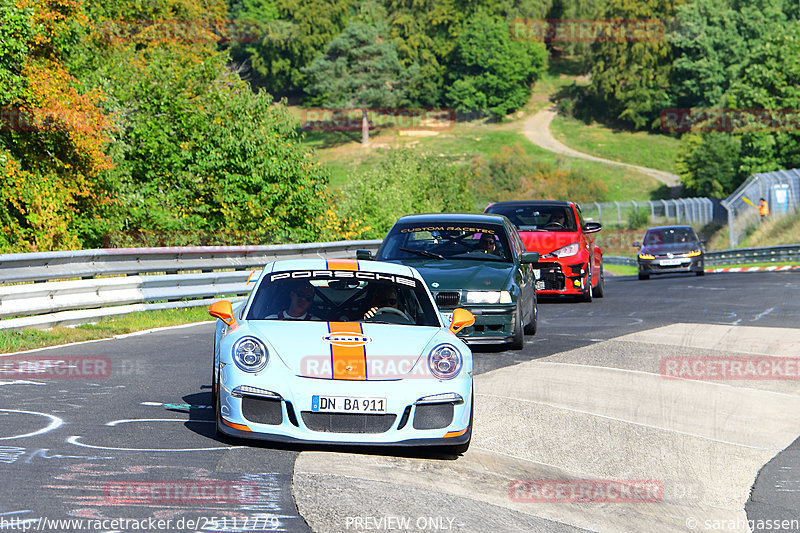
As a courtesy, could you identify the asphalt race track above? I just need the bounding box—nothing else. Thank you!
[1,271,799,533]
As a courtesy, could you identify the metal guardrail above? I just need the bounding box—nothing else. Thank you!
[1,241,796,330]
[0,241,382,284]
[705,244,800,266]
[0,240,382,330]
[606,244,800,268]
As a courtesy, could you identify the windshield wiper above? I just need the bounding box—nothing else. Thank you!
[399,247,445,260]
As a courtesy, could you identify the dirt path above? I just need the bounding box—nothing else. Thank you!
[522,106,680,187]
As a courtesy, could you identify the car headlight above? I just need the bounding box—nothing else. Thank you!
[232,336,269,373]
[465,290,512,304]
[428,343,462,380]
[686,249,702,257]
[639,253,655,260]
[552,243,580,257]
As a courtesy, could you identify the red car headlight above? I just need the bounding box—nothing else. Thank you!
[551,243,580,258]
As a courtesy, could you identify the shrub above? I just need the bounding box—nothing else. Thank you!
[334,150,474,239]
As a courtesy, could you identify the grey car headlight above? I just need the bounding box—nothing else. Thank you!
[428,343,463,379]
[232,336,269,373]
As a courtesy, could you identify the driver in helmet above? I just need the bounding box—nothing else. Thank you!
[363,286,402,320]
[547,211,566,226]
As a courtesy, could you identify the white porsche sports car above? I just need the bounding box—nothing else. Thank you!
[209,258,475,453]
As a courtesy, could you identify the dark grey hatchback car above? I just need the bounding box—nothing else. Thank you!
[634,225,705,280]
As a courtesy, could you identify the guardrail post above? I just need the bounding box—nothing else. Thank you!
[648,200,655,221]
[725,203,736,248]
[661,199,669,220]
[594,202,602,223]
[614,201,622,225]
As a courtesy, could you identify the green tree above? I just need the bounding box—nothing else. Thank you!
[445,11,546,119]
[304,22,415,145]
[334,149,473,239]
[587,0,685,129]
[71,0,335,246]
[676,133,742,197]
[669,0,788,109]
[236,0,354,96]
[0,0,113,252]
[727,17,800,176]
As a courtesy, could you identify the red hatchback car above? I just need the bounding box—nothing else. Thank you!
[484,201,604,301]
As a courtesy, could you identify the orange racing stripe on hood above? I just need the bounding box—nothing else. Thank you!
[326,259,359,271]
[328,322,367,380]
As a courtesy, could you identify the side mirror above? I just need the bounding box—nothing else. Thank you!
[520,251,540,264]
[449,308,475,334]
[583,222,602,234]
[632,241,641,248]
[356,249,373,261]
[209,300,237,328]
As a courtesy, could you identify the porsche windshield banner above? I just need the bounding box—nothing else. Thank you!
[269,270,417,287]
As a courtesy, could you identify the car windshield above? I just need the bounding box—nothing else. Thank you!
[485,205,577,231]
[246,270,441,326]
[644,228,697,245]
[377,223,513,262]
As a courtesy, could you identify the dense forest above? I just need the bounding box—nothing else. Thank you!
[1,0,798,252]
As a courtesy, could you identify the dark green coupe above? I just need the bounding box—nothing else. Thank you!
[359,214,539,350]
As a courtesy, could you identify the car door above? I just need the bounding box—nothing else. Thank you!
[575,204,600,280]
[506,221,535,323]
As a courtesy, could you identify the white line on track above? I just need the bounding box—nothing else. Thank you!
[0,409,63,440]
[66,435,242,452]
[751,307,776,321]
[105,418,213,426]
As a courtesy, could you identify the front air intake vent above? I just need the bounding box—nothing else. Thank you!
[435,291,460,308]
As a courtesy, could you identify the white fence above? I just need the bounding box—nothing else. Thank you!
[722,169,800,247]
[580,198,716,226]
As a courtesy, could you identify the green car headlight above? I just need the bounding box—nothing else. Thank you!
[465,291,511,304]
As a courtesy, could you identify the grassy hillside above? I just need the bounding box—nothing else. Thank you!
[300,121,664,202]
[296,58,670,205]
[550,115,681,174]
[738,213,800,248]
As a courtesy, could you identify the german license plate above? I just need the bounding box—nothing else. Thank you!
[660,258,684,266]
[311,395,386,414]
